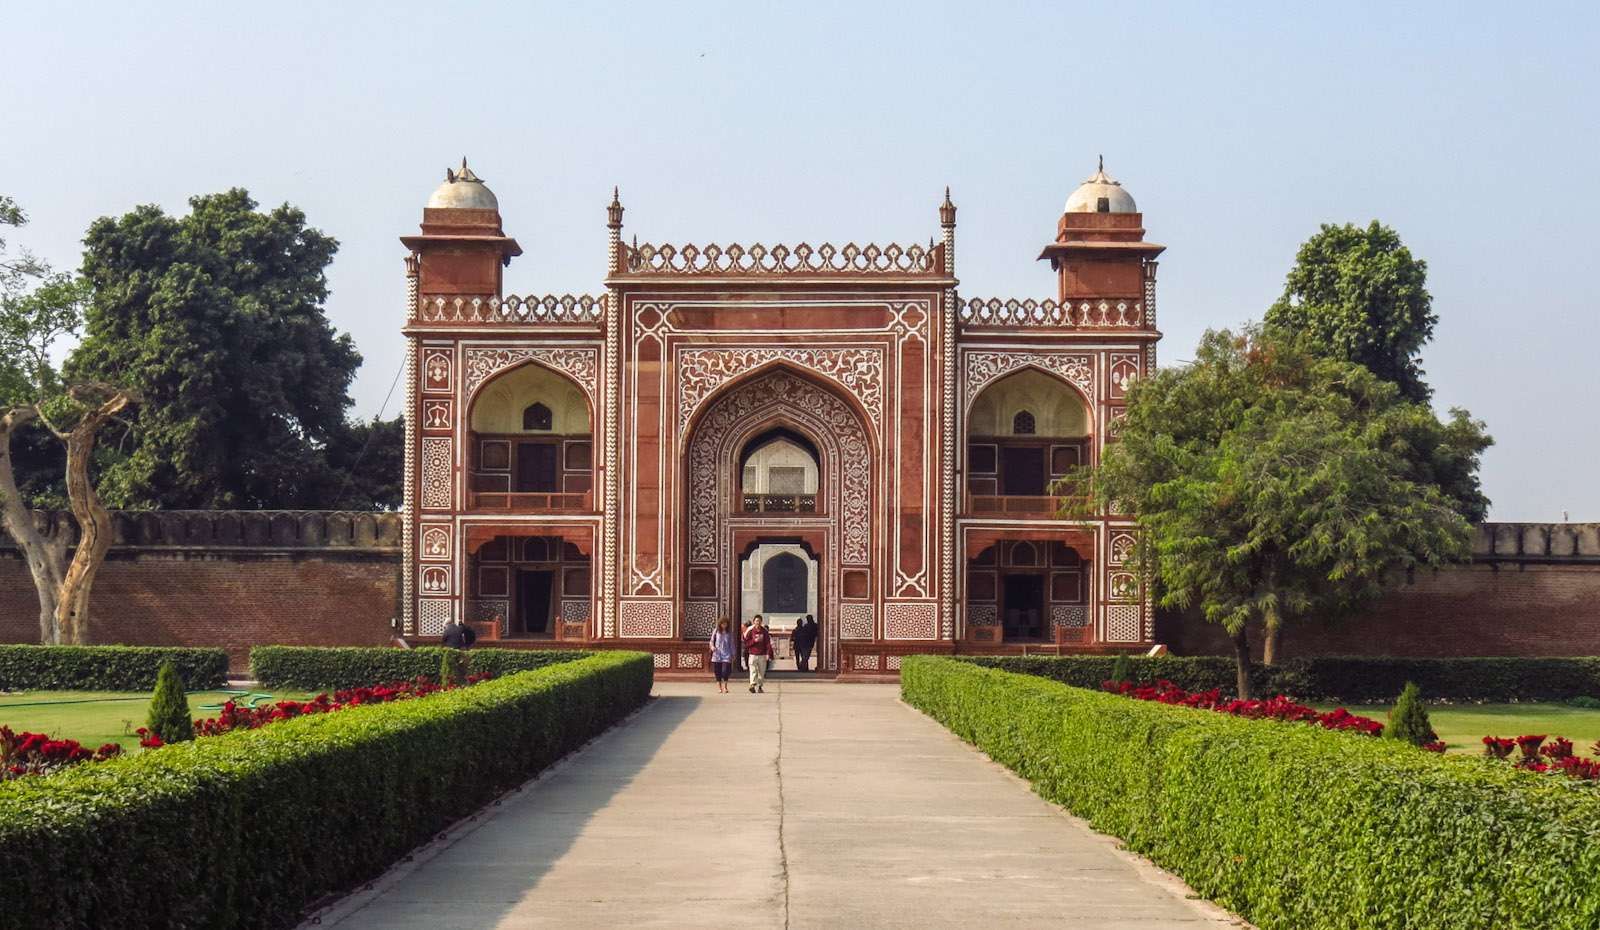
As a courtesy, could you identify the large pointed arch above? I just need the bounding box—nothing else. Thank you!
[681,367,875,672]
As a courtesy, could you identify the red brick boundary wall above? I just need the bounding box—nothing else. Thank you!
[5,516,1598,670]
[1156,523,1600,659]
[0,512,402,673]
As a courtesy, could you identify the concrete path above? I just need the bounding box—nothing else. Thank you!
[308,680,1246,930]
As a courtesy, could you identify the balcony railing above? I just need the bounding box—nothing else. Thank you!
[966,495,1070,516]
[742,494,818,514]
[469,492,593,512]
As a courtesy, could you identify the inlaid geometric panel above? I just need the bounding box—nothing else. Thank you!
[883,603,937,640]
[886,655,902,671]
[853,654,880,670]
[1106,605,1142,643]
[677,653,704,669]
[653,653,672,668]
[967,604,999,627]
[560,600,591,627]
[1109,353,1142,399]
[469,599,509,633]
[840,603,875,639]
[422,399,452,431]
[420,438,452,510]
[1052,605,1088,628]
[1109,572,1139,600]
[423,349,453,393]
[419,565,450,596]
[420,524,451,560]
[620,601,674,638]
[683,601,718,638]
[418,599,452,635]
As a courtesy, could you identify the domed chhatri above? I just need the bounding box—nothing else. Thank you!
[1064,156,1137,214]
[427,158,500,211]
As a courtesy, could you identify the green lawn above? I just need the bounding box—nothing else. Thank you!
[1322,702,1600,755]
[0,689,318,751]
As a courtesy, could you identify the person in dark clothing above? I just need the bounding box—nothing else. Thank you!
[792,615,818,671]
[440,618,475,649]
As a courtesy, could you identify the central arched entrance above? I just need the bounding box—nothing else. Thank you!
[681,368,874,672]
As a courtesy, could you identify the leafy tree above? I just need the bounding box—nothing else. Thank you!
[1386,680,1436,747]
[320,415,404,510]
[70,189,369,510]
[1266,221,1435,403]
[1068,327,1486,698]
[1267,221,1489,520]
[1,196,141,645]
[145,661,193,743]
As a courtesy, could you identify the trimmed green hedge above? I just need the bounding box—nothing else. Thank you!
[249,645,584,690]
[961,654,1600,703]
[0,645,229,690]
[903,657,1600,930]
[0,651,652,930]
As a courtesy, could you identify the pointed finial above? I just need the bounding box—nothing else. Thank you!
[607,187,624,230]
[1098,154,1104,172]
[939,186,956,228]
[449,157,483,184]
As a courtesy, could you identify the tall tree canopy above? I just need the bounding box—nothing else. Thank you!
[69,189,389,509]
[1266,221,1435,402]
[1070,327,1490,696]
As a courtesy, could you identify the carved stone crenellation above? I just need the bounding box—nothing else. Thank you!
[625,241,941,276]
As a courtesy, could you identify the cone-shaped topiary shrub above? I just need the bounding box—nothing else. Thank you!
[1386,680,1436,747]
[440,649,469,688]
[146,661,193,743]
[1109,650,1132,687]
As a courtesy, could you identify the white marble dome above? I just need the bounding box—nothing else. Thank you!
[427,159,499,211]
[1064,162,1136,214]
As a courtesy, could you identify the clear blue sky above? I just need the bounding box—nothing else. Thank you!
[4,2,1596,521]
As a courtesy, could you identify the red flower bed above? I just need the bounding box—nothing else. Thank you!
[5,672,493,771]
[1481,733,1600,782]
[191,673,493,738]
[1102,679,1389,738]
[1,726,122,780]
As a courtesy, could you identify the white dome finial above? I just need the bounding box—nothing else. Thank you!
[428,157,498,210]
[1064,158,1136,214]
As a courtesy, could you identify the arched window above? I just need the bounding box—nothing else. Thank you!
[1012,410,1036,435]
[763,553,808,613]
[523,402,552,431]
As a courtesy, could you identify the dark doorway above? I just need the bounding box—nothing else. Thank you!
[518,570,554,635]
[763,553,808,613]
[1002,574,1045,639]
[515,442,559,492]
[1001,447,1046,495]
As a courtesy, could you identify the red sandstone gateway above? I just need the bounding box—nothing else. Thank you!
[399,159,1162,673]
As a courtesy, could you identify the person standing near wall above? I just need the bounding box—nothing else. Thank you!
[743,614,772,693]
[708,617,735,693]
[440,617,474,649]
[793,615,817,672]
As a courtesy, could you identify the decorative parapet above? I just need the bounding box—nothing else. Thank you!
[958,297,1146,329]
[1472,523,1600,562]
[620,241,943,276]
[418,294,607,325]
[0,511,403,552]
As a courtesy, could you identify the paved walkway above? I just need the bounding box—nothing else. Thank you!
[308,680,1244,929]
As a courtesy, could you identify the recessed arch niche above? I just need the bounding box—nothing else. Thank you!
[468,363,593,505]
[967,368,1090,499]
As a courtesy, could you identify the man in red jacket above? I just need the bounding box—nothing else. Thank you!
[742,614,772,693]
